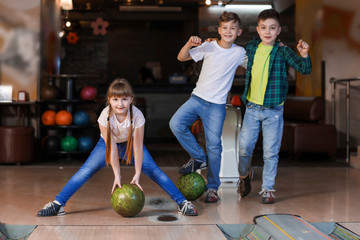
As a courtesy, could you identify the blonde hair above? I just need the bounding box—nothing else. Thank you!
[105,78,134,166]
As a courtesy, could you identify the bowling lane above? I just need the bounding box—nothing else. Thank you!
[0,166,221,226]
[28,225,227,240]
[2,165,360,236]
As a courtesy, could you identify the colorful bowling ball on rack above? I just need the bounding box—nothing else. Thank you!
[86,110,98,125]
[111,184,145,217]
[73,111,90,126]
[55,110,73,125]
[80,86,98,100]
[41,86,58,100]
[78,136,94,151]
[61,136,78,151]
[44,135,61,151]
[41,110,56,126]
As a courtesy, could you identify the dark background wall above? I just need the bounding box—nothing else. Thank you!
[44,4,296,142]
[61,7,198,86]
[59,5,295,86]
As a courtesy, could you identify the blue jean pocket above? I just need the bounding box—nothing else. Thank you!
[246,102,254,109]
[271,105,284,111]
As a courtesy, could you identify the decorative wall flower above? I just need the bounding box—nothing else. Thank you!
[67,32,79,44]
[91,17,109,36]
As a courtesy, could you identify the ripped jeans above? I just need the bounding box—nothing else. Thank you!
[237,102,284,191]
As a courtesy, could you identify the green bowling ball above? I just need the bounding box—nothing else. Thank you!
[61,136,78,151]
[177,172,206,201]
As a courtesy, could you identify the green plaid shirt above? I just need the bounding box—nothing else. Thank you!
[242,38,312,107]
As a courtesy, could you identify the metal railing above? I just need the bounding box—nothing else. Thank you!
[330,76,360,164]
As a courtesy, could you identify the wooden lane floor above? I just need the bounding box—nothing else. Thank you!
[1,165,360,239]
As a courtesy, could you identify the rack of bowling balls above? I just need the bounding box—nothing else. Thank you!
[40,75,100,157]
[41,109,98,153]
[41,84,99,102]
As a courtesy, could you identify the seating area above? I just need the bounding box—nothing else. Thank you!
[194,96,338,162]
[281,96,337,159]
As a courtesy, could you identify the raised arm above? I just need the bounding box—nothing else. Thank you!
[177,36,202,62]
[284,39,312,75]
[297,39,309,58]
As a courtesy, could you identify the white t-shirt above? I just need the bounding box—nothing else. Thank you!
[97,105,145,143]
[189,41,247,104]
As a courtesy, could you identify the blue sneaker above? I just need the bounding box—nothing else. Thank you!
[37,201,65,217]
[178,200,198,216]
[179,158,207,174]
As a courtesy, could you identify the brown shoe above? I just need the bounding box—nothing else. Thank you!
[237,170,253,197]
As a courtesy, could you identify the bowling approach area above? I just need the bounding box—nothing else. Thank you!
[2,152,360,240]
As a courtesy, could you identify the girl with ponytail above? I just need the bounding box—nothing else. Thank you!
[37,78,198,217]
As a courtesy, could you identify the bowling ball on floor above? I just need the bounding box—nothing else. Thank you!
[177,172,206,201]
[78,136,94,151]
[55,110,72,125]
[111,184,145,217]
[80,86,97,100]
[61,136,78,151]
[44,135,61,151]
[41,110,56,126]
[73,110,90,126]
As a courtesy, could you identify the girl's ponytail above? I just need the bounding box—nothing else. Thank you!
[124,103,134,165]
[105,106,112,165]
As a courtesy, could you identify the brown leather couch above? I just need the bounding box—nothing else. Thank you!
[281,96,337,159]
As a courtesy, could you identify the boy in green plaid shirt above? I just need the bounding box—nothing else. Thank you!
[237,9,312,204]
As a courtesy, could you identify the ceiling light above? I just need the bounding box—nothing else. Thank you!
[119,6,182,12]
[224,4,272,10]
[218,0,223,6]
[205,0,211,6]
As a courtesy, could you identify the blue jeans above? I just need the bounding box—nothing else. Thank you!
[169,94,226,190]
[55,137,186,206]
[237,102,284,191]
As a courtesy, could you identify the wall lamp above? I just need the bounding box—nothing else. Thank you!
[60,0,73,10]
[60,0,73,19]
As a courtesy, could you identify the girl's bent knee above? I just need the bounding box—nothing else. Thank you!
[169,118,176,131]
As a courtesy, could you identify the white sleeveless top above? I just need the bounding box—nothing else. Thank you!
[97,105,145,143]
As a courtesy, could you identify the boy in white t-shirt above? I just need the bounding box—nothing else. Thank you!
[170,11,247,203]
